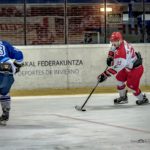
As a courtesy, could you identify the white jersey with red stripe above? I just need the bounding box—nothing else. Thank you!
[107,40,137,75]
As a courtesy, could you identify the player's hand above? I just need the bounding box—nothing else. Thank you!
[106,57,114,66]
[14,61,24,73]
[97,73,107,83]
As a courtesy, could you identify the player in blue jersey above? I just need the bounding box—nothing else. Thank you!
[0,40,24,125]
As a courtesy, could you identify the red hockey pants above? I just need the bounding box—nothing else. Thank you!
[116,65,144,96]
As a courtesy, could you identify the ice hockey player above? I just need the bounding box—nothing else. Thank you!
[0,40,24,125]
[97,31,149,105]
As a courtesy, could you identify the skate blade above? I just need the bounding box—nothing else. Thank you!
[114,101,128,105]
[136,102,150,105]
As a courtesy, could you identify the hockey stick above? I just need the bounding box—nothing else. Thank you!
[75,81,99,111]
[75,66,108,111]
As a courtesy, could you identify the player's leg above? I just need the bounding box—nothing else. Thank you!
[127,65,149,105]
[0,74,14,125]
[135,92,149,105]
[114,69,128,104]
[0,95,11,125]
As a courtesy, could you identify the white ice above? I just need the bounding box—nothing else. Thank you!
[0,93,150,150]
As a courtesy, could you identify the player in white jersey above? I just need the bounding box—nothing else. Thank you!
[98,32,149,105]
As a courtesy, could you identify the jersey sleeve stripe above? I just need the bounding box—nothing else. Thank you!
[0,57,9,62]
[107,68,117,75]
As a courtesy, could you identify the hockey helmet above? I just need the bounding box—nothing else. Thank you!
[110,32,123,42]
[110,32,123,48]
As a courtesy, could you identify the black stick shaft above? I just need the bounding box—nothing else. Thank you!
[80,66,108,110]
[80,81,99,109]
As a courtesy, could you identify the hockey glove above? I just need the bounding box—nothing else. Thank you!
[97,70,111,83]
[107,57,114,66]
[14,61,24,73]
[97,73,107,83]
[107,51,114,66]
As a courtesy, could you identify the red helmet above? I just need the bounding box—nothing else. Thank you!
[110,32,123,42]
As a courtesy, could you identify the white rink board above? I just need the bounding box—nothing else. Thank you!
[13,44,150,89]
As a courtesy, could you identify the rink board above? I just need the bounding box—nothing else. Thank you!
[12,44,150,90]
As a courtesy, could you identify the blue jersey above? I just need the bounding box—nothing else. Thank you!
[0,40,24,74]
[0,41,23,63]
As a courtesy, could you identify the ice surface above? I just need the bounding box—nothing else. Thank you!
[0,93,150,150]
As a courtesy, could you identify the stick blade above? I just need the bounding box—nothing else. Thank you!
[75,105,86,111]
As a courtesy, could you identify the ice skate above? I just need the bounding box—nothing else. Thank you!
[136,94,149,105]
[0,112,9,126]
[114,91,128,104]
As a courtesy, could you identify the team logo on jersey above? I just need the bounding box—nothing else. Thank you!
[114,60,122,69]
[114,60,122,68]
[0,44,6,56]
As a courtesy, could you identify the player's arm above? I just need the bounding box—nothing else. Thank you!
[106,45,116,66]
[98,58,127,82]
[4,41,23,62]
[3,41,24,73]
[11,47,24,73]
[109,58,127,75]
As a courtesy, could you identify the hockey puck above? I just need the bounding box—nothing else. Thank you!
[75,105,86,111]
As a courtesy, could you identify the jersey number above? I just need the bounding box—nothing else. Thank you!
[0,44,6,56]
